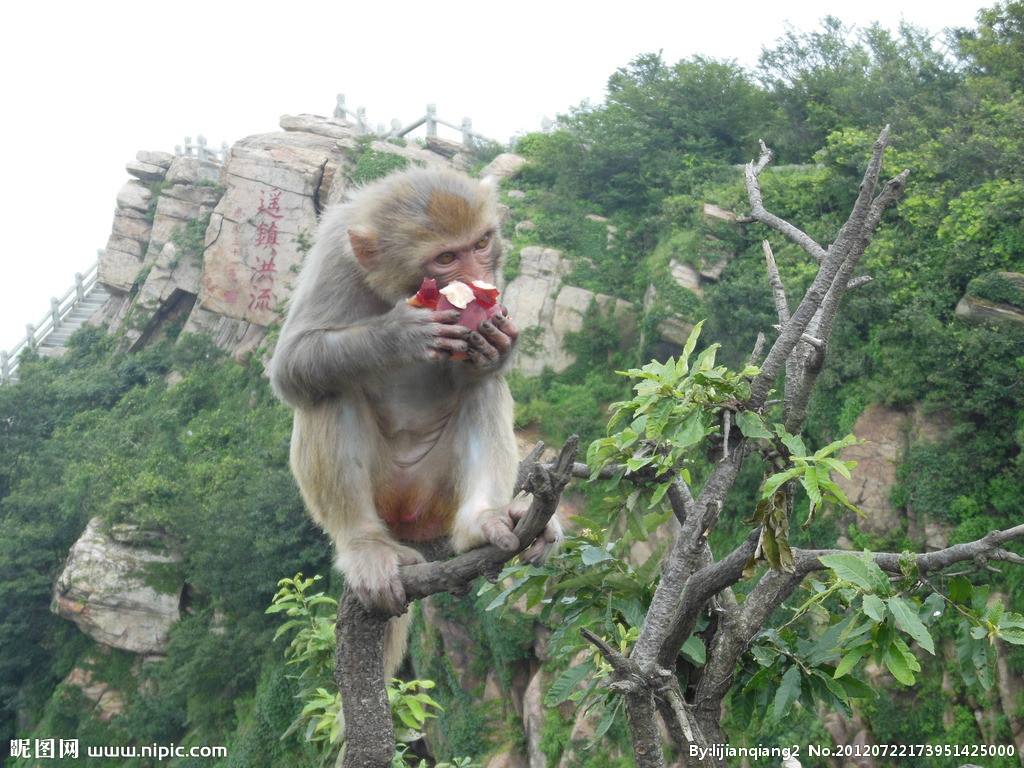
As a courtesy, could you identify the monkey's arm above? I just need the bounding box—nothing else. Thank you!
[271,303,469,407]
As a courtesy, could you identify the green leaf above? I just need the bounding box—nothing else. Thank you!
[735,411,773,439]
[862,594,886,622]
[544,664,591,706]
[594,699,622,740]
[838,676,875,700]
[672,411,707,449]
[819,552,888,593]
[883,644,916,685]
[580,545,613,566]
[774,425,808,457]
[887,597,936,654]
[999,628,1024,645]
[800,469,822,519]
[681,635,706,665]
[762,467,801,498]
[834,647,867,678]
[680,320,704,371]
[773,665,802,720]
[818,457,853,480]
[742,663,778,694]
[648,482,670,508]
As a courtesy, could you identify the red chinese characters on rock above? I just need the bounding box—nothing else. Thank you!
[249,189,283,312]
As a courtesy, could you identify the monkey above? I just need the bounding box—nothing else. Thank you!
[269,166,562,675]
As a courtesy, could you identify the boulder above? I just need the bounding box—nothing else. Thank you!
[115,181,152,213]
[136,150,174,169]
[834,404,910,537]
[955,295,1024,326]
[503,246,635,376]
[522,670,547,768]
[126,160,168,182]
[669,258,702,295]
[52,518,182,654]
[515,220,537,236]
[702,202,738,222]
[482,153,527,181]
[279,113,358,142]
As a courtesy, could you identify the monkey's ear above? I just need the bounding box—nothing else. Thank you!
[348,226,379,270]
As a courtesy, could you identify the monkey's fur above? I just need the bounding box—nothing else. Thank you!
[270,167,560,676]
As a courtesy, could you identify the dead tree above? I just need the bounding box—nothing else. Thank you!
[575,127,1024,767]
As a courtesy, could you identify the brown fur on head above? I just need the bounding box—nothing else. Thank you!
[344,167,502,304]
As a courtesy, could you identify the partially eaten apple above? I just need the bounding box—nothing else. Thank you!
[408,278,502,360]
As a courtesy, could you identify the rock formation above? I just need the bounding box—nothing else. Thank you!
[51,517,183,654]
[502,246,636,376]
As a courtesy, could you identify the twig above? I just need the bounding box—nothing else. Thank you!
[762,240,790,323]
[846,275,873,290]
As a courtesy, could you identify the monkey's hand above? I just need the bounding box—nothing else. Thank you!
[336,538,426,616]
[465,307,519,372]
[385,302,471,363]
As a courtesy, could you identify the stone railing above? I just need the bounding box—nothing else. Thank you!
[333,93,493,148]
[174,134,229,164]
[1,259,102,384]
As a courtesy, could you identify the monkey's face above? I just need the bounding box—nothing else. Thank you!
[422,229,498,289]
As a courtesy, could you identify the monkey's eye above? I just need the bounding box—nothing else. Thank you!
[435,251,457,266]
[474,234,492,250]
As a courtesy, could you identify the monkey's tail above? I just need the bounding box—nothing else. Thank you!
[383,610,413,679]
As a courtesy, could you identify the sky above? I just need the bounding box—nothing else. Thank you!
[0,0,988,353]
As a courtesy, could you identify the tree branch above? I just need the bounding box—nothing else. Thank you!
[746,145,828,264]
[763,239,791,323]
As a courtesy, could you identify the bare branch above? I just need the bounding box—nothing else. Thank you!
[514,440,546,495]
[762,240,791,323]
[667,477,696,526]
[746,155,828,264]
[846,275,873,290]
[749,331,767,366]
[798,523,1024,577]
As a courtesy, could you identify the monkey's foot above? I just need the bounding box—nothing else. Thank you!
[479,510,521,552]
[336,539,425,616]
[510,505,564,564]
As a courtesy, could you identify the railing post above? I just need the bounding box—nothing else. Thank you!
[183,136,193,157]
[356,107,368,134]
[390,118,401,137]
[75,272,85,301]
[197,134,208,163]
[461,117,473,147]
[426,104,437,138]
[1,351,9,384]
[51,298,61,331]
[25,324,36,351]
[335,93,346,120]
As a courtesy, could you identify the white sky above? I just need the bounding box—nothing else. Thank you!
[0,0,986,352]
